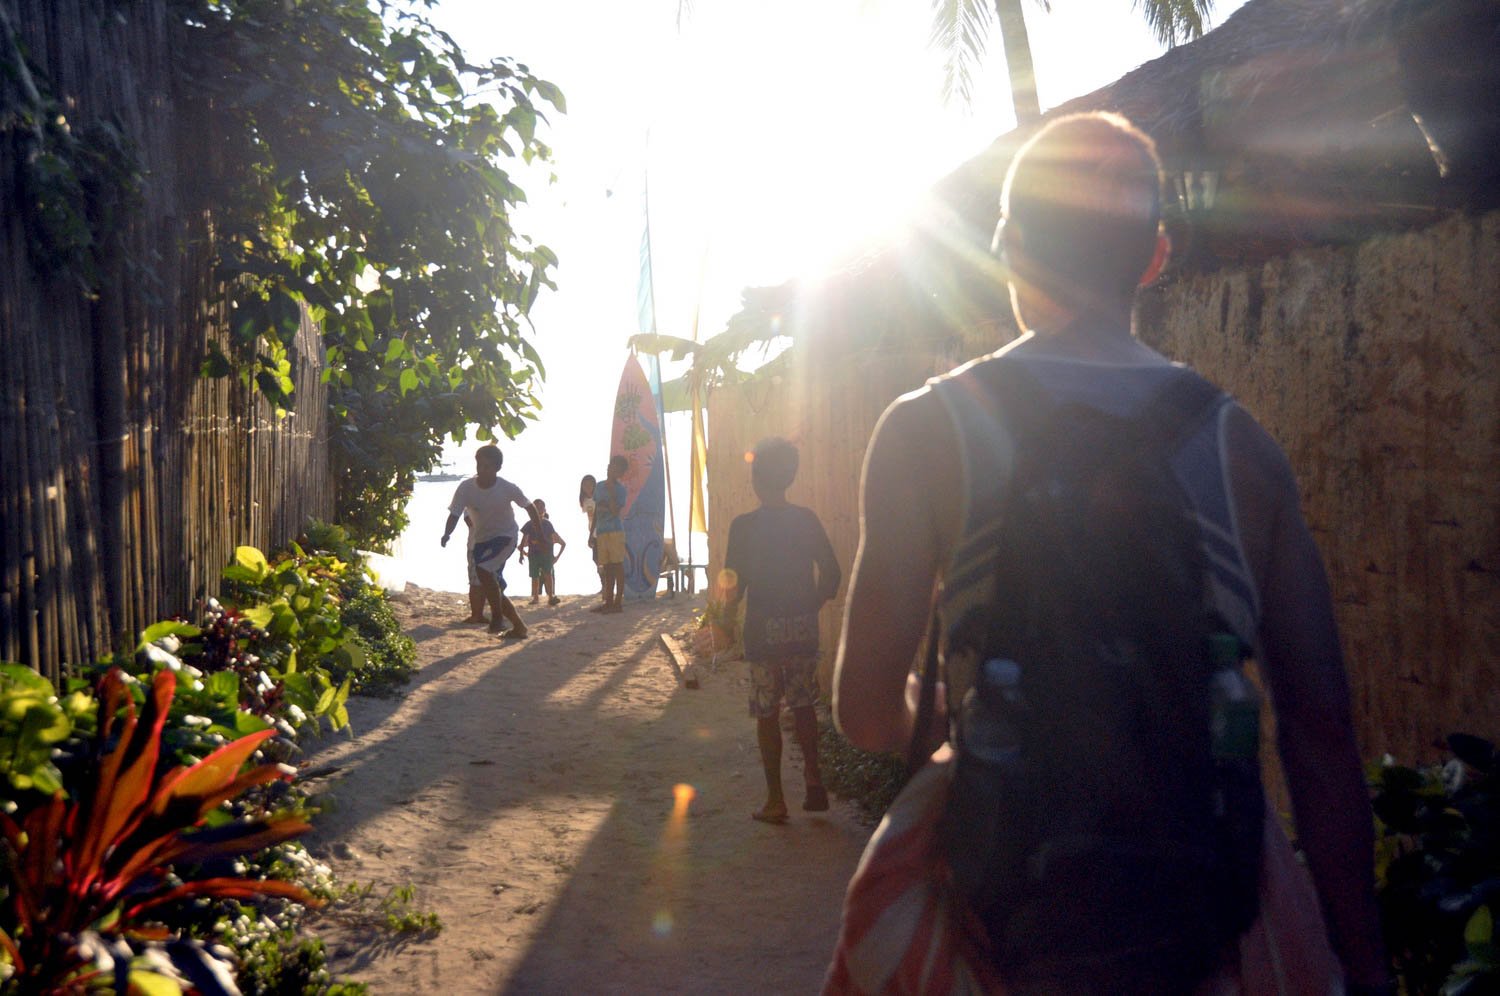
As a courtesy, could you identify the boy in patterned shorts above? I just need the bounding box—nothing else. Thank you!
[723,437,842,824]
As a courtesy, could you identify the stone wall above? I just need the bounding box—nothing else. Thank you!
[1144,211,1500,760]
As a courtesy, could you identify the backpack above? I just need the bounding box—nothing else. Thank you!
[927,361,1265,994]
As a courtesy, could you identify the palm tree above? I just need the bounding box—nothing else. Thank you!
[932,0,1216,124]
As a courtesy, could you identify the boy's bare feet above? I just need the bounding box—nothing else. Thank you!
[548,596,561,606]
[500,627,528,640]
[751,802,789,825]
[803,786,829,811]
[458,615,487,625]
[487,621,507,635]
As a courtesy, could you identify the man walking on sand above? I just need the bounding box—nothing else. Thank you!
[442,444,540,639]
[826,113,1393,994]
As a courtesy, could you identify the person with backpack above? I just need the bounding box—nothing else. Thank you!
[825,113,1393,995]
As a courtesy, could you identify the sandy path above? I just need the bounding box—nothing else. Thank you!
[302,586,870,993]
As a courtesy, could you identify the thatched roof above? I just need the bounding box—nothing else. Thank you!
[934,0,1500,268]
[692,0,1499,381]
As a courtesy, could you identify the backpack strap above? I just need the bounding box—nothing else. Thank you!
[1130,367,1228,459]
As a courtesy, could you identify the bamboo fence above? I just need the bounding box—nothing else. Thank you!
[1,0,333,682]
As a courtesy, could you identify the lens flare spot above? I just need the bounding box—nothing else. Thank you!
[672,782,696,820]
[653,911,673,936]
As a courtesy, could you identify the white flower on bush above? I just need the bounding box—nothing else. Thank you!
[256,670,274,693]
[143,643,183,671]
[273,718,296,738]
[181,715,212,729]
[286,704,307,726]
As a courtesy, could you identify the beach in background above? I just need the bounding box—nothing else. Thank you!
[390,413,708,597]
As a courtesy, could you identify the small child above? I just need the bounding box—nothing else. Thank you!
[519,499,566,606]
[579,474,601,596]
[723,437,842,824]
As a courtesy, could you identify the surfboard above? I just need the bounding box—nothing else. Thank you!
[610,354,664,600]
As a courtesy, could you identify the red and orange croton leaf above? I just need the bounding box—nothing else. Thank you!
[0,667,320,991]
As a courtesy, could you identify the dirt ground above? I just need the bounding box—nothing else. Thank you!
[301,585,870,994]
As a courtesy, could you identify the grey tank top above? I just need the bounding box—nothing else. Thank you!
[930,351,1262,701]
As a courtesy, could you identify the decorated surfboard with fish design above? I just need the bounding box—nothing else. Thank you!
[610,354,664,599]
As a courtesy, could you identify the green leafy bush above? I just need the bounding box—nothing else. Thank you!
[336,582,418,697]
[0,664,94,796]
[818,722,905,824]
[1371,733,1499,995]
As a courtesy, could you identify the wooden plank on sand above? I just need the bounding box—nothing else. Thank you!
[658,633,700,689]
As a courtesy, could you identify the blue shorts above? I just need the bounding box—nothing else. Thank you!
[471,533,517,590]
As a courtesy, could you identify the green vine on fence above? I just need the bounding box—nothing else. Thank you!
[0,6,144,292]
[4,1,565,549]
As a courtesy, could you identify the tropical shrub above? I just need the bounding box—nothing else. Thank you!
[0,664,95,797]
[301,520,362,570]
[0,668,315,993]
[336,581,418,698]
[216,545,357,734]
[817,722,905,824]
[1371,733,1499,995]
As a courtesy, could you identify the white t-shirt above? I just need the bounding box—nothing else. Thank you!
[449,476,529,546]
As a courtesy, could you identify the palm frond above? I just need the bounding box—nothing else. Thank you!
[931,0,995,107]
[1132,0,1215,48]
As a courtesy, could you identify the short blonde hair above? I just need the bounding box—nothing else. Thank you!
[1000,112,1165,301]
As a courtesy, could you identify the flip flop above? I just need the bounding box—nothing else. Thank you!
[803,786,829,812]
[751,806,789,825]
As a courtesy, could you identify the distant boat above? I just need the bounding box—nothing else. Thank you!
[417,472,464,483]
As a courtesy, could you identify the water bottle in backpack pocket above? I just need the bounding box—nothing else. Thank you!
[940,657,1035,907]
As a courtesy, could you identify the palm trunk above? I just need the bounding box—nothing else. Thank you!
[995,0,1041,124]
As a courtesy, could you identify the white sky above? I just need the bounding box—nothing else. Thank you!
[397,0,1245,594]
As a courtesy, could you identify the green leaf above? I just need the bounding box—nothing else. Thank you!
[233,711,273,736]
[241,604,275,630]
[128,967,183,996]
[138,620,202,649]
[234,546,270,576]
[399,368,419,396]
[20,700,71,744]
[384,338,407,362]
[1466,906,1493,949]
[205,670,239,702]
[0,662,56,695]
